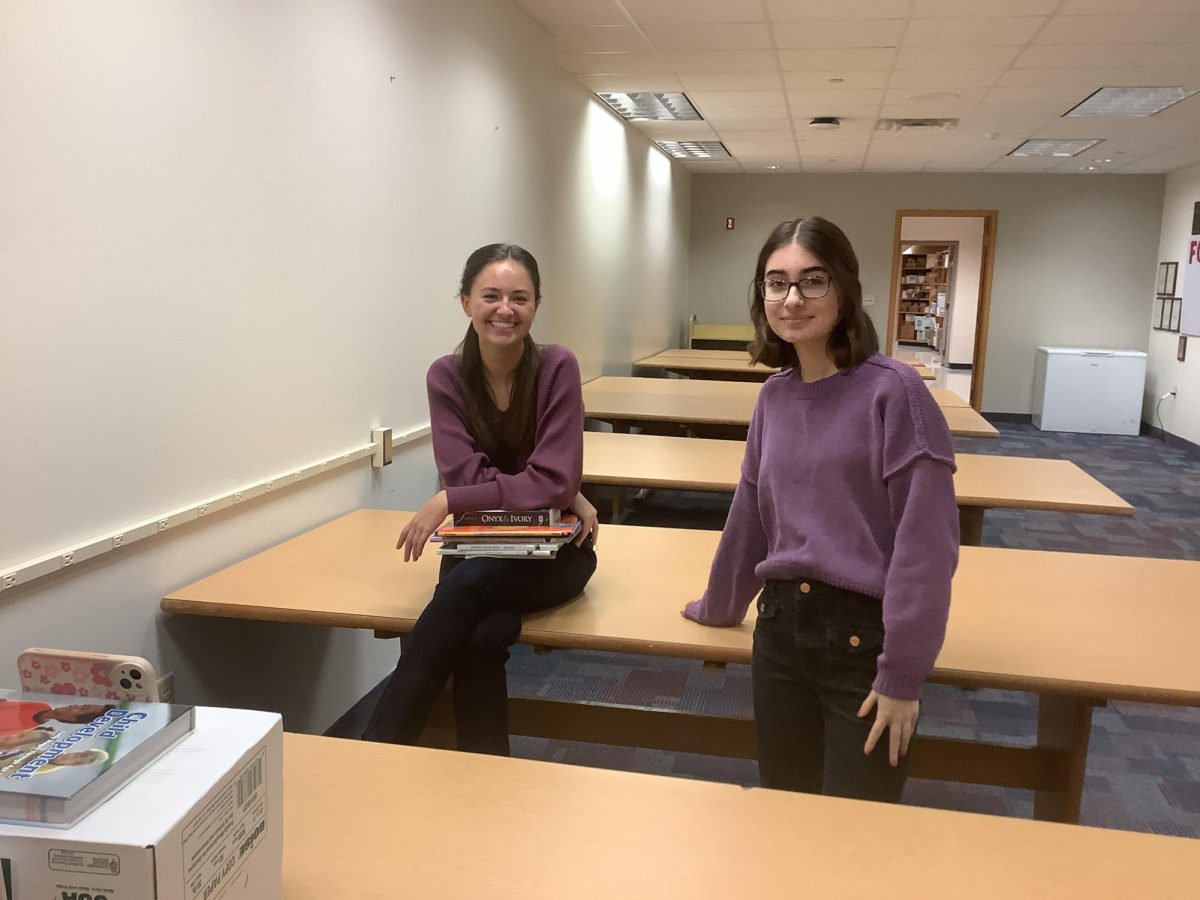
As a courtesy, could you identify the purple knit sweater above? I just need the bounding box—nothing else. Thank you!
[683,354,960,701]
[427,343,584,515]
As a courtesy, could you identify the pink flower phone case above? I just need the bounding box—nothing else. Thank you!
[17,647,159,702]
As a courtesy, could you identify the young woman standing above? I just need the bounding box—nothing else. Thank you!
[683,217,959,801]
[364,243,597,755]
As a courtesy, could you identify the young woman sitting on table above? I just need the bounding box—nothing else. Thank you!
[363,243,598,756]
[683,217,959,802]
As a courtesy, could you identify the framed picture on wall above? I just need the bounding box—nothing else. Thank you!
[1157,261,1178,296]
[1168,296,1183,332]
[1179,335,1188,362]
[1153,295,1167,330]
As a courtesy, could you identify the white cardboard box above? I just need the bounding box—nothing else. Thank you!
[0,706,282,900]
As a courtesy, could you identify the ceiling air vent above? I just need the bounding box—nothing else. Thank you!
[876,118,959,131]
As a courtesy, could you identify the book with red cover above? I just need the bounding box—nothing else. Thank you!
[433,515,580,542]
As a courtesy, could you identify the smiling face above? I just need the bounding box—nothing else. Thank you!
[762,241,840,353]
[460,259,539,351]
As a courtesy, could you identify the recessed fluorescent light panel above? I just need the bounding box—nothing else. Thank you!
[1008,138,1102,158]
[655,140,731,160]
[1065,87,1200,117]
[598,92,702,121]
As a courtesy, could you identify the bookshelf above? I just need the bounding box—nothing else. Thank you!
[896,243,954,352]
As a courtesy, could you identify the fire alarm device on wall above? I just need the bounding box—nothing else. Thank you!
[725,217,735,230]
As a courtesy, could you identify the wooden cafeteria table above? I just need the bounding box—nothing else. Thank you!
[583,376,997,437]
[635,348,936,381]
[283,732,1200,899]
[163,509,1200,824]
[580,431,1133,545]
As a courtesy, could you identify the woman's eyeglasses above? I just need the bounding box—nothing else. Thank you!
[758,274,832,303]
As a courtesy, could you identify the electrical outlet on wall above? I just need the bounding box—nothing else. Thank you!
[863,295,876,307]
[156,671,175,704]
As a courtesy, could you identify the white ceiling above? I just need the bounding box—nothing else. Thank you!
[513,0,1200,174]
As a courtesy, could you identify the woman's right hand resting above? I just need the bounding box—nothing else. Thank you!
[396,491,449,562]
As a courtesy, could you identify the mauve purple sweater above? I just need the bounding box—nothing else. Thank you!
[683,354,960,701]
[427,343,584,515]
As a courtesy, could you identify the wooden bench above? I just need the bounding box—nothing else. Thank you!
[282,732,1200,898]
[583,376,998,437]
[580,431,1133,544]
[162,510,1200,824]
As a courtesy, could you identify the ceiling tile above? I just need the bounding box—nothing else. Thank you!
[1135,44,1200,68]
[896,46,1022,70]
[681,160,746,172]
[680,73,784,91]
[711,118,795,131]
[579,74,684,92]
[690,90,788,108]
[983,86,1096,105]
[773,19,906,49]
[768,0,910,21]
[550,26,651,52]
[783,71,890,89]
[1013,44,1145,68]
[995,67,1141,87]
[1035,15,1200,45]
[622,0,765,25]
[641,23,771,51]
[778,48,897,71]
[883,87,988,104]
[1058,0,1200,13]
[789,104,882,120]
[787,89,886,105]
[885,69,1004,89]
[704,106,791,120]
[660,50,779,72]
[635,121,720,139]
[913,0,1060,16]
[554,51,669,75]
[972,101,1070,116]
[723,139,800,155]
[514,0,629,28]
[793,116,877,132]
[902,16,1045,46]
[718,130,806,142]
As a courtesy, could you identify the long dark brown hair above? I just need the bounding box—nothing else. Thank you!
[456,243,542,464]
[747,217,878,372]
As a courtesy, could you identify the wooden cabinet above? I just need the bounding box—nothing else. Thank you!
[896,243,954,351]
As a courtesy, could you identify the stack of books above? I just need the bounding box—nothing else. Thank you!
[432,509,581,559]
[0,689,195,827]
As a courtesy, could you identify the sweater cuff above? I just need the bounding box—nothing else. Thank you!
[872,666,927,703]
[445,482,502,515]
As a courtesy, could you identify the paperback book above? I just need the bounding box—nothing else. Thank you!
[433,514,581,559]
[452,508,561,527]
[0,689,195,827]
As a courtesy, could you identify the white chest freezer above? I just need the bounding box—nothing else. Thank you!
[1032,347,1147,435]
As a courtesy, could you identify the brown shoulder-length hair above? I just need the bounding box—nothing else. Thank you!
[747,217,878,373]
[455,243,542,463]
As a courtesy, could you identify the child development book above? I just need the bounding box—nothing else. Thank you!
[0,689,195,827]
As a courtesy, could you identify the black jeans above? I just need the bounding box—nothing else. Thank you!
[362,538,596,755]
[752,578,911,802]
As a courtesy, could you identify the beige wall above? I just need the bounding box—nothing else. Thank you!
[0,0,690,731]
[1145,160,1200,445]
[689,174,1164,413]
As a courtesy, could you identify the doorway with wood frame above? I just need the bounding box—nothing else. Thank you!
[886,210,997,411]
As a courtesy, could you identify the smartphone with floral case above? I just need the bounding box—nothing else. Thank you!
[17,647,159,702]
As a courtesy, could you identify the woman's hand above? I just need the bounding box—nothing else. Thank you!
[857,690,919,767]
[569,491,599,548]
[396,491,449,562]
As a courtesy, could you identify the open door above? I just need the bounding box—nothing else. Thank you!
[885,210,998,411]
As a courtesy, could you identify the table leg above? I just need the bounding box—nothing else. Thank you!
[959,507,985,546]
[1033,693,1094,824]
